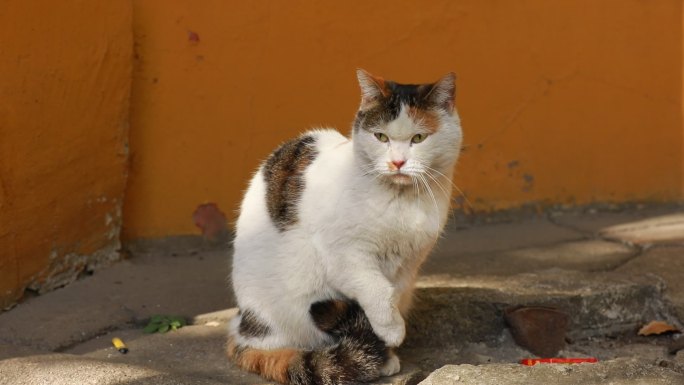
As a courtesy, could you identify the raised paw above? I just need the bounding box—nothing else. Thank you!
[379,351,401,376]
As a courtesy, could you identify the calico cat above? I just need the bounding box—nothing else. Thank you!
[228,69,463,384]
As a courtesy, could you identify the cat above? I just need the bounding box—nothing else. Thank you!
[227,69,463,385]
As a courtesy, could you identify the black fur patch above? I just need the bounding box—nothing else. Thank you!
[309,299,350,334]
[238,309,271,338]
[286,300,389,385]
[354,81,433,133]
[263,135,318,231]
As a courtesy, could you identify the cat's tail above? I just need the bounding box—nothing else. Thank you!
[227,300,392,385]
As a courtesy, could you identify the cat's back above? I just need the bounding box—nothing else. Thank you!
[235,129,349,241]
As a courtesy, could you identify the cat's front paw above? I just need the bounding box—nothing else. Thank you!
[373,310,406,347]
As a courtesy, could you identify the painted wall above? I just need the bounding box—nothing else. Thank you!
[123,0,683,240]
[0,1,132,308]
[0,1,682,307]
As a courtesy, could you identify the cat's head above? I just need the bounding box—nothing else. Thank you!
[352,69,462,186]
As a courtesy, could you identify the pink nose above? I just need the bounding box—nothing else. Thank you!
[392,160,406,170]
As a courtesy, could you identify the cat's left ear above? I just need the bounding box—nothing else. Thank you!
[356,69,389,109]
[426,73,456,112]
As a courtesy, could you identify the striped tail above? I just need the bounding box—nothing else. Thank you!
[227,300,391,385]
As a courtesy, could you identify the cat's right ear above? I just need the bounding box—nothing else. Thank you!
[425,72,456,112]
[356,69,388,109]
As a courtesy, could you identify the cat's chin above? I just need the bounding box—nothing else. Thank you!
[389,173,413,186]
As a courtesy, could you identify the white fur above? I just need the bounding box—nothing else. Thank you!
[230,105,462,352]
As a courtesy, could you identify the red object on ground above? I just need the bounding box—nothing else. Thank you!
[520,358,598,366]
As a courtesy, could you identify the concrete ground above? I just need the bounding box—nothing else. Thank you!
[1,205,684,384]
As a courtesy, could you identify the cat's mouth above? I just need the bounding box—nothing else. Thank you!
[389,173,413,185]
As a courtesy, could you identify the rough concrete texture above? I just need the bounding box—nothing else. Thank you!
[2,207,684,384]
[617,246,684,321]
[0,353,230,385]
[0,248,233,351]
[418,359,684,385]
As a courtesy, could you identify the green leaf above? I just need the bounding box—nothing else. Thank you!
[143,315,187,333]
[143,323,160,334]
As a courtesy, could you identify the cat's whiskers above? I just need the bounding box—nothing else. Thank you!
[417,165,451,201]
[423,164,473,211]
[410,160,451,201]
[424,172,452,200]
[416,173,439,217]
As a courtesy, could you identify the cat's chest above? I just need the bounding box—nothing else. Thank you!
[361,195,441,262]
[370,191,440,233]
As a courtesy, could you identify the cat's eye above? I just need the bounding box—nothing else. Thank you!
[411,133,428,144]
[374,133,389,143]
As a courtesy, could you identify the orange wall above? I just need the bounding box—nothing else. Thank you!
[0,1,132,308]
[124,1,683,239]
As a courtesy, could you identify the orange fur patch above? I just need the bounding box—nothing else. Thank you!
[230,342,298,385]
[407,107,440,133]
[332,299,348,313]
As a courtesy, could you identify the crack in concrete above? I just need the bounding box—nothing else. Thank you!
[52,323,136,353]
[545,212,646,272]
[545,212,593,238]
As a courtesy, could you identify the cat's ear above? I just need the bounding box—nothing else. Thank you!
[356,69,389,109]
[426,72,456,112]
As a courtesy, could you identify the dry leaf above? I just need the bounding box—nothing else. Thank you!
[638,321,680,336]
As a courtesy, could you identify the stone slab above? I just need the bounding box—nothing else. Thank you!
[418,358,684,385]
[406,271,676,348]
[422,239,635,276]
[600,213,684,245]
[435,218,582,256]
[549,206,680,235]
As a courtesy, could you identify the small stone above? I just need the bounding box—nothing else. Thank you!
[504,306,569,357]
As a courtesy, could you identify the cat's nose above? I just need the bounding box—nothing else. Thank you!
[391,160,406,170]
